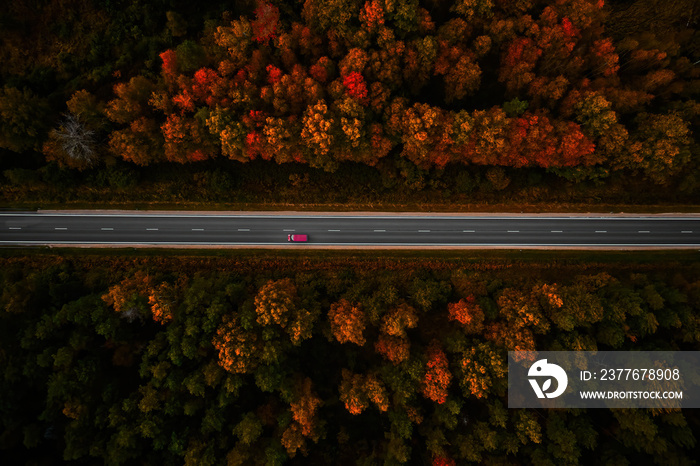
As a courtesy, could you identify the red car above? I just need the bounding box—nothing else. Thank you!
[287,234,308,242]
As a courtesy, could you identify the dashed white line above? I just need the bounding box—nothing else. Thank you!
[192,228,204,231]
[418,230,430,233]
[595,230,607,233]
[463,230,475,233]
[238,228,250,232]
[507,230,520,233]
[147,228,158,231]
[283,229,295,232]
[55,227,67,230]
[374,229,386,232]
[638,230,650,233]
[101,228,113,231]
[328,229,340,232]
[682,231,693,234]
[8,227,21,230]
[551,230,563,233]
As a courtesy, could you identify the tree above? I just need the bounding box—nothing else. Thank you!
[282,377,322,457]
[175,40,207,74]
[572,92,619,152]
[309,56,335,83]
[499,37,542,94]
[252,2,280,44]
[161,113,215,163]
[212,315,261,374]
[360,0,385,32]
[447,297,485,333]
[434,42,481,103]
[255,278,297,328]
[375,334,411,364]
[262,116,304,165]
[206,108,247,162]
[342,71,369,103]
[43,113,97,169]
[328,299,366,345]
[101,271,154,322]
[213,18,253,68]
[105,76,156,125]
[631,112,692,184]
[338,369,389,414]
[0,86,51,153]
[301,100,335,161]
[464,107,510,165]
[456,342,507,399]
[66,90,107,131]
[148,282,178,325]
[380,303,418,338]
[108,117,163,166]
[403,36,438,95]
[366,41,405,92]
[589,38,619,78]
[160,49,179,82]
[396,102,451,168]
[422,341,452,404]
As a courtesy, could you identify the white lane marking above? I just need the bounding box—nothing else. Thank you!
[55,227,67,230]
[507,230,520,233]
[238,228,250,231]
[8,227,21,230]
[418,230,430,232]
[192,228,204,231]
[101,228,113,231]
[283,229,295,232]
[147,228,158,231]
[463,230,475,232]
[551,230,563,233]
[328,229,340,232]
[374,229,386,232]
[638,230,650,233]
[682,231,693,233]
[595,230,607,233]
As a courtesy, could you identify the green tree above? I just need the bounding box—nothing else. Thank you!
[0,86,51,152]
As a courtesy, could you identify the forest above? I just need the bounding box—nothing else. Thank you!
[0,0,699,207]
[1,1,700,463]
[1,251,699,464]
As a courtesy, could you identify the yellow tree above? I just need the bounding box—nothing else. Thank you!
[211,315,261,374]
[339,369,389,415]
[632,112,692,184]
[254,278,297,328]
[301,100,334,160]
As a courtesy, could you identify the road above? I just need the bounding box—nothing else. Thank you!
[1,211,699,248]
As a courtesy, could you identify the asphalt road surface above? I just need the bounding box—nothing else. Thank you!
[1,212,699,248]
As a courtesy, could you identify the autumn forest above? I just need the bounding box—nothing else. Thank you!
[0,0,699,206]
[2,253,700,464]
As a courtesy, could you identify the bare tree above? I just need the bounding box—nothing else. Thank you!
[51,113,97,166]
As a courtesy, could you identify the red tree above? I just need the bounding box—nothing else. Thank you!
[422,341,452,404]
[252,1,280,43]
[447,297,485,333]
[160,50,178,78]
[343,72,369,103]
